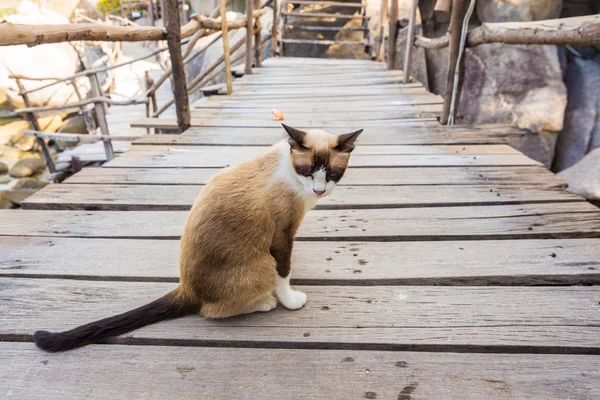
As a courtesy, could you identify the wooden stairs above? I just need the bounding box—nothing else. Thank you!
[280,0,370,57]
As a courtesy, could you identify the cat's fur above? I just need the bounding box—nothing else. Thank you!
[34,124,362,352]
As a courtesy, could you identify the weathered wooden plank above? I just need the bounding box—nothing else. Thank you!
[131,117,439,129]
[64,166,567,187]
[2,278,600,349]
[134,126,524,145]
[2,343,599,399]
[232,76,407,87]
[194,93,443,107]
[2,202,600,240]
[2,236,600,285]
[190,106,443,121]
[104,145,537,168]
[194,102,443,112]
[129,144,522,155]
[21,183,581,211]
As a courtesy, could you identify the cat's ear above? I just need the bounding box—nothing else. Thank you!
[282,124,307,150]
[335,129,363,153]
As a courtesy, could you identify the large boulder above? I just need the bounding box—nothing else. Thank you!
[0,2,82,109]
[553,55,600,172]
[458,44,566,167]
[557,148,600,201]
[9,157,46,178]
[477,0,563,22]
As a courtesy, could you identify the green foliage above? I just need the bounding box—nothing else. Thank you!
[96,0,121,13]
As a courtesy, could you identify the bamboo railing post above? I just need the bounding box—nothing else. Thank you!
[148,0,155,25]
[15,78,55,173]
[164,0,191,132]
[245,0,254,74]
[271,0,278,56]
[88,72,114,160]
[220,0,233,94]
[144,71,152,133]
[254,0,262,67]
[376,0,388,61]
[440,0,470,125]
[403,0,418,83]
[70,78,95,134]
[388,0,399,69]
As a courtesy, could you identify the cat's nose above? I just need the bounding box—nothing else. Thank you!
[313,189,325,196]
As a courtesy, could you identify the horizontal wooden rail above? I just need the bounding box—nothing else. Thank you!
[3,96,147,118]
[0,11,262,48]
[415,14,600,49]
[24,130,139,143]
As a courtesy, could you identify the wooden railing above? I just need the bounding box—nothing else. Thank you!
[384,1,600,125]
[1,0,278,170]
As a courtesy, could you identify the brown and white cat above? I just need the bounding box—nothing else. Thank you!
[34,124,362,352]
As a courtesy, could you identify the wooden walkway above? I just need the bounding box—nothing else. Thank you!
[2,57,600,399]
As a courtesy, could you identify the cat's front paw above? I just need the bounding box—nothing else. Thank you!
[279,290,307,310]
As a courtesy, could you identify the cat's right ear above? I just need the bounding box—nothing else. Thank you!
[282,124,307,150]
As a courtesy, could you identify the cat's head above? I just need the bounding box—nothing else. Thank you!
[282,124,362,198]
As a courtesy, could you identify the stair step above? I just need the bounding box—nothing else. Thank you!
[281,38,368,45]
[282,11,364,19]
[285,24,369,32]
[285,0,364,7]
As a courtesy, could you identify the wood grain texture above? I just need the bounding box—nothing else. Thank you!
[135,126,525,146]
[2,237,600,285]
[64,166,566,187]
[104,145,538,168]
[2,278,600,349]
[2,203,600,240]
[130,116,439,129]
[21,184,581,211]
[189,106,443,121]
[2,343,599,399]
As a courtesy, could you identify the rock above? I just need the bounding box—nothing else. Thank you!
[9,157,46,178]
[558,148,600,201]
[0,161,8,174]
[5,175,49,206]
[0,2,83,109]
[456,44,566,166]
[0,190,15,209]
[506,130,558,169]
[55,162,72,172]
[0,120,30,146]
[477,0,563,22]
[0,116,62,150]
[8,177,49,190]
[58,115,89,134]
[0,175,11,184]
[553,55,600,172]
[5,188,41,205]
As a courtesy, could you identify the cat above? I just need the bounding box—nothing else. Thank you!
[34,124,362,352]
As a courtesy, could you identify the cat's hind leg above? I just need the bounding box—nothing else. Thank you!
[239,293,278,315]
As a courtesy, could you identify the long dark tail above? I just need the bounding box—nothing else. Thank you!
[34,287,198,352]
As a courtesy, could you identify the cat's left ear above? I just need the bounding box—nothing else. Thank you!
[335,129,363,153]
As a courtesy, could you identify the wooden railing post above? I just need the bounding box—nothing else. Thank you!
[272,0,278,56]
[254,0,262,67]
[164,0,191,132]
[245,0,254,74]
[88,72,115,160]
[440,0,470,125]
[220,0,233,94]
[15,78,56,173]
[388,0,398,69]
[403,0,418,83]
